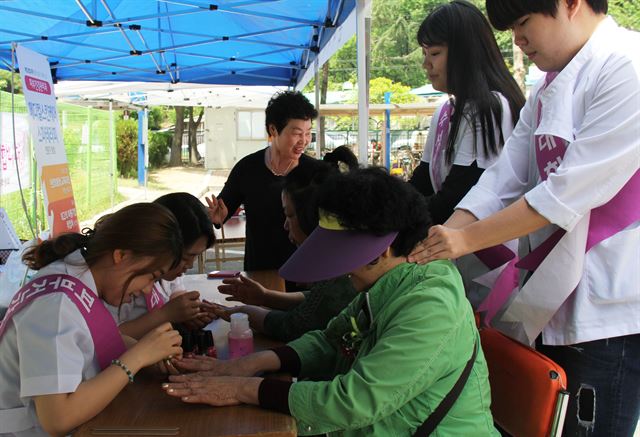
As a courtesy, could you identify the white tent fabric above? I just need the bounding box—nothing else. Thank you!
[55,81,284,108]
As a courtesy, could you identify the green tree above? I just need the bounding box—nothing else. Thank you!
[609,0,640,30]
[0,69,22,94]
[352,77,419,104]
[116,118,138,177]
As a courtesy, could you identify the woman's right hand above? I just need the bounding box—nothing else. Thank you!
[128,323,183,369]
[205,194,228,225]
[218,275,267,305]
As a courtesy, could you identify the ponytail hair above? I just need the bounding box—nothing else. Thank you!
[283,160,339,236]
[323,146,359,172]
[23,203,183,274]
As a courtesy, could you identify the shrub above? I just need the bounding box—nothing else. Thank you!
[116,118,138,177]
[149,131,172,168]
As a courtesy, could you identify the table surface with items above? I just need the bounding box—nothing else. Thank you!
[74,274,296,437]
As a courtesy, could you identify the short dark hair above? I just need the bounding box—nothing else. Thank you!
[487,0,608,31]
[417,1,525,164]
[154,192,215,249]
[316,167,432,257]
[265,90,318,135]
[283,160,338,236]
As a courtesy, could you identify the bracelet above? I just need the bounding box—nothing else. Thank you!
[111,359,134,384]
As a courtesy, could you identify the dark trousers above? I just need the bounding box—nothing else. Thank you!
[536,334,640,437]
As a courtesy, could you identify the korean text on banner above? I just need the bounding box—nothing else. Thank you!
[15,45,79,236]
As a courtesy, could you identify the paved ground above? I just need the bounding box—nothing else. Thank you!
[91,165,242,274]
[82,166,229,227]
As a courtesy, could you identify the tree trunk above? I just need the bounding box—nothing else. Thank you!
[318,62,329,153]
[188,107,204,165]
[169,106,185,166]
[512,36,526,93]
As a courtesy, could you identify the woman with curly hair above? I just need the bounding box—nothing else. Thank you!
[163,168,498,436]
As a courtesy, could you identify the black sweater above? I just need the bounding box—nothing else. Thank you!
[219,149,315,270]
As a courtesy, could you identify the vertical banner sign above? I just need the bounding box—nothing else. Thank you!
[16,45,79,236]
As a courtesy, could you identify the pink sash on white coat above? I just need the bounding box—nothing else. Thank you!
[430,100,453,193]
[497,73,640,344]
[432,99,519,323]
[0,274,126,370]
[144,283,166,312]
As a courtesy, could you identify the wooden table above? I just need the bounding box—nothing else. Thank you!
[182,272,285,295]
[74,282,296,437]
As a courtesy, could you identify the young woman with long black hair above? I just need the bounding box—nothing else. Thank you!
[409,1,526,308]
[409,0,525,224]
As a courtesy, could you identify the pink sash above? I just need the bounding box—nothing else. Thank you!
[0,274,126,370]
[432,99,520,323]
[430,100,453,192]
[144,283,166,312]
[516,72,640,271]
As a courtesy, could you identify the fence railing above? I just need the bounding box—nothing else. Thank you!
[309,129,428,177]
[0,91,117,239]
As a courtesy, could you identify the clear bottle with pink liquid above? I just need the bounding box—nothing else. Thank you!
[228,313,254,359]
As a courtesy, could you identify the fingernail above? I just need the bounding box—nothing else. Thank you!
[162,383,169,388]
[167,389,174,393]
[182,396,189,401]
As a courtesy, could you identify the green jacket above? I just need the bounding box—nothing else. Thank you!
[287,261,498,436]
[263,276,358,342]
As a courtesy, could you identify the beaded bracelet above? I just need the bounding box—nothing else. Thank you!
[111,359,134,384]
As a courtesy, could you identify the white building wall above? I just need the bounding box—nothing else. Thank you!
[204,107,267,170]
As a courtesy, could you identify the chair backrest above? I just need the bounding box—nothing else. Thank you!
[480,328,569,437]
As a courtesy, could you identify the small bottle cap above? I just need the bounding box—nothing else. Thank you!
[230,312,250,332]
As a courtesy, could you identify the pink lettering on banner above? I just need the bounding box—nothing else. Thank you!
[24,75,51,95]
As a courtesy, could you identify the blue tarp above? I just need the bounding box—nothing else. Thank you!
[0,0,355,87]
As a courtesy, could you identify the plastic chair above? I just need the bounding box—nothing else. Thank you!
[480,327,569,437]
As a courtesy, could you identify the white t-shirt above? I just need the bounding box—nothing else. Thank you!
[0,250,100,436]
[422,92,514,191]
[458,17,640,345]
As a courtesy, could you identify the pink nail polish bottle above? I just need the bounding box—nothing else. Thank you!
[228,313,253,359]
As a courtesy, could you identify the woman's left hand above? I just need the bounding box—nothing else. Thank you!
[205,194,228,225]
[162,374,261,406]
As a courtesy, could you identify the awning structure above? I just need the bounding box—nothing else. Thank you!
[0,0,357,89]
[54,80,285,108]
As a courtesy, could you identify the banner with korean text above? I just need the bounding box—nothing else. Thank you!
[16,45,79,236]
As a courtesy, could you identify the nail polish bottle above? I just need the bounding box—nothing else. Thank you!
[183,332,195,358]
[196,330,207,356]
[211,321,230,360]
[228,313,253,359]
[205,330,217,358]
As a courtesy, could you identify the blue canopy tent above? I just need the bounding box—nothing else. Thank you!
[0,0,373,183]
[0,0,357,88]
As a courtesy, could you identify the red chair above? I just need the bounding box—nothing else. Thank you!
[480,327,569,437]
